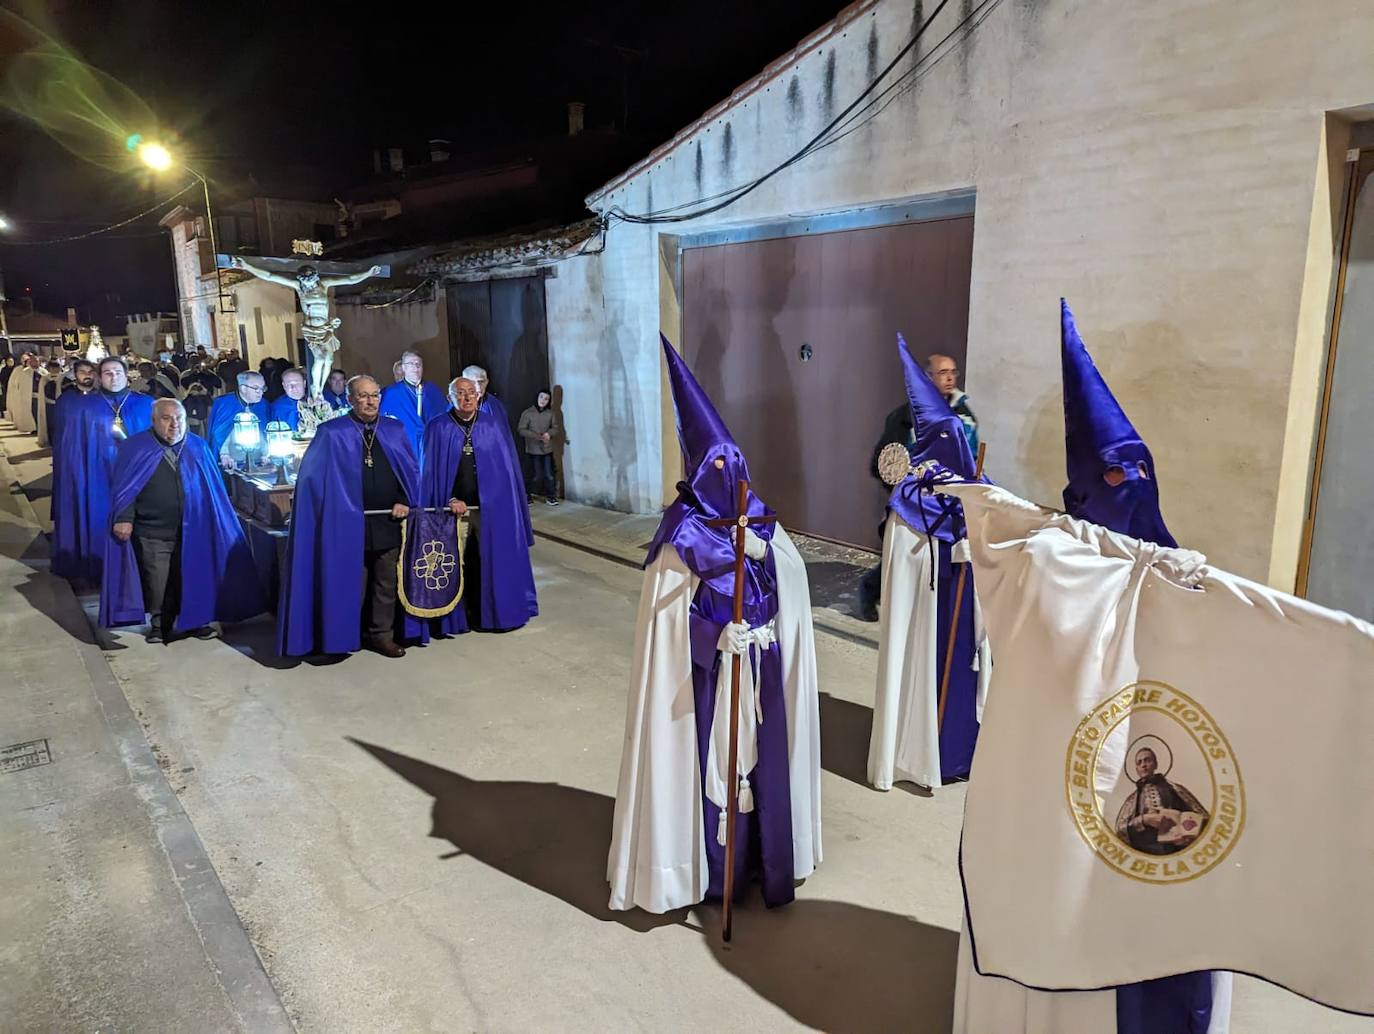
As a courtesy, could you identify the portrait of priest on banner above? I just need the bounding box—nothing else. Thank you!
[1111,737,1209,857]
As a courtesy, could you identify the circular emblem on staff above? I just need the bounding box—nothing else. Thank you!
[1064,681,1244,884]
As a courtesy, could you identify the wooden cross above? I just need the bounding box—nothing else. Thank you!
[703,476,778,943]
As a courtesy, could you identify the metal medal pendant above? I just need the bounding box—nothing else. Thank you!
[112,415,127,440]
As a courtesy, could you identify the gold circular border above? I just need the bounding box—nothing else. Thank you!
[1064,680,1245,885]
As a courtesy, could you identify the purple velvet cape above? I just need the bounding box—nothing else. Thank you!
[98,430,265,629]
[323,388,349,410]
[276,416,420,656]
[378,380,448,465]
[269,395,302,431]
[50,390,154,582]
[414,408,537,635]
[208,394,270,459]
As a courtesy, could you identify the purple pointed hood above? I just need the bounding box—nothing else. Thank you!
[1060,299,1177,548]
[887,334,977,543]
[901,333,977,476]
[645,337,776,616]
[659,334,770,524]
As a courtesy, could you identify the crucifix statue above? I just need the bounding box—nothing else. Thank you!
[230,257,383,399]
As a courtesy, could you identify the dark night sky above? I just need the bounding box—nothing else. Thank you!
[0,0,849,327]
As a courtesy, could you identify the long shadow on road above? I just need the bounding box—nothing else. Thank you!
[351,739,957,1033]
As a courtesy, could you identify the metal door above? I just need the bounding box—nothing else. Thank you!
[446,275,550,443]
[682,215,975,549]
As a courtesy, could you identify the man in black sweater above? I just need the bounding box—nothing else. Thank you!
[111,400,212,643]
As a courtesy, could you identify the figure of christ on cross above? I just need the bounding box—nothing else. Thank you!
[704,474,778,942]
[230,257,383,399]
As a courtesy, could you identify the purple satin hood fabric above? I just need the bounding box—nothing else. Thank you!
[1060,299,1177,548]
[647,337,776,620]
[98,431,265,629]
[276,416,420,656]
[887,333,980,544]
[51,390,154,581]
[415,408,537,633]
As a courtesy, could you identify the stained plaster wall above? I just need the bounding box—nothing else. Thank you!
[554,0,1374,585]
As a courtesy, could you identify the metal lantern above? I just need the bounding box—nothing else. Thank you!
[232,410,262,451]
[265,420,294,460]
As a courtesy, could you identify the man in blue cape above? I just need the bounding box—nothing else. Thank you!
[268,367,309,431]
[322,368,350,410]
[207,370,269,463]
[99,398,264,641]
[277,374,419,658]
[379,351,447,464]
[868,333,988,791]
[51,357,154,586]
[607,336,822,915]
[416,376,536,635]
[954,301,1229,1034]
[48,359,95,453]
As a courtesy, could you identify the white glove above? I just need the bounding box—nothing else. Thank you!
[716,621,750,655]
[743,527,769,561]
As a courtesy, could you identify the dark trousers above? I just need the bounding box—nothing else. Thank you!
[526,453,555,498]
[461,511,483,628]
[133,534,181,634]
[362,547,400,641]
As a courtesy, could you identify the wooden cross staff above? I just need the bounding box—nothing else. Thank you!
[704,476,777,943]
[936,442,987,733]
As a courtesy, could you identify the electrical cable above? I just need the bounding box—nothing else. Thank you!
[605,0,954,225]
[604,0,1002,227]
[1,179,198,246]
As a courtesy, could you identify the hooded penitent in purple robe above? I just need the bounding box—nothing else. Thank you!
[98,430,265,629]
[871,334,985,784]
[1060,298,1221,1034]
[378,379,448,464]
[413,406,537,635]
[647,336,793,906]
[51,389,155,583]
[276,415,420,656]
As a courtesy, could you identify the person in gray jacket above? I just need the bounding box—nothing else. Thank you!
[517,389,560,505]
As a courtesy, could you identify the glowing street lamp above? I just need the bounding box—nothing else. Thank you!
[136,139,228,325]
[0,215,11,232]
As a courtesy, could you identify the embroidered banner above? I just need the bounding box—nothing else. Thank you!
[398,511,465,617]
[943,482,1374,1015]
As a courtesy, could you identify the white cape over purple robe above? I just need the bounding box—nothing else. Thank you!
[608,526,822,913]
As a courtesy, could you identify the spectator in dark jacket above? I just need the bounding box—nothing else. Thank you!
[517,389,561,505]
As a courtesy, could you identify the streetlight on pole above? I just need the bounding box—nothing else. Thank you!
[137,142,230,341]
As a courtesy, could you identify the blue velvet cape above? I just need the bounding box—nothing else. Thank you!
[417,408,537,633]
[98,430,265,629]
[50,390,154,582]
[269,395,302,431]
[208,394,270,459]
[276,416,420,656]
[379,380,448,465]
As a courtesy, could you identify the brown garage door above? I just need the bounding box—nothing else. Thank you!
[682,214,974,549]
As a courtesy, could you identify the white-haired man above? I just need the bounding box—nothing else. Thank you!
[100,398,263,642]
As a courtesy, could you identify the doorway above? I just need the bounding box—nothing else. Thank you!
[446,275,550,445]
[681,208,975,549]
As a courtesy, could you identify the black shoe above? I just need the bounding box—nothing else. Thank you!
[368,639,406,659]
[188,625,218,640]
[546,497,559,506]
[146,628,164,644]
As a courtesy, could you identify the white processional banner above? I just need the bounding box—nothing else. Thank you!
[942,483,1374,1015]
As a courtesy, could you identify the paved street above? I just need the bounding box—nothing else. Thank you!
[2,424,1371,1032]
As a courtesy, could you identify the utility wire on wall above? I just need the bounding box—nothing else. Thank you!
[1,179,198,246]
[605,0,1002,227]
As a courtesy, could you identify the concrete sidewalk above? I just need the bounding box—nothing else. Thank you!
[0,425,291,1033]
